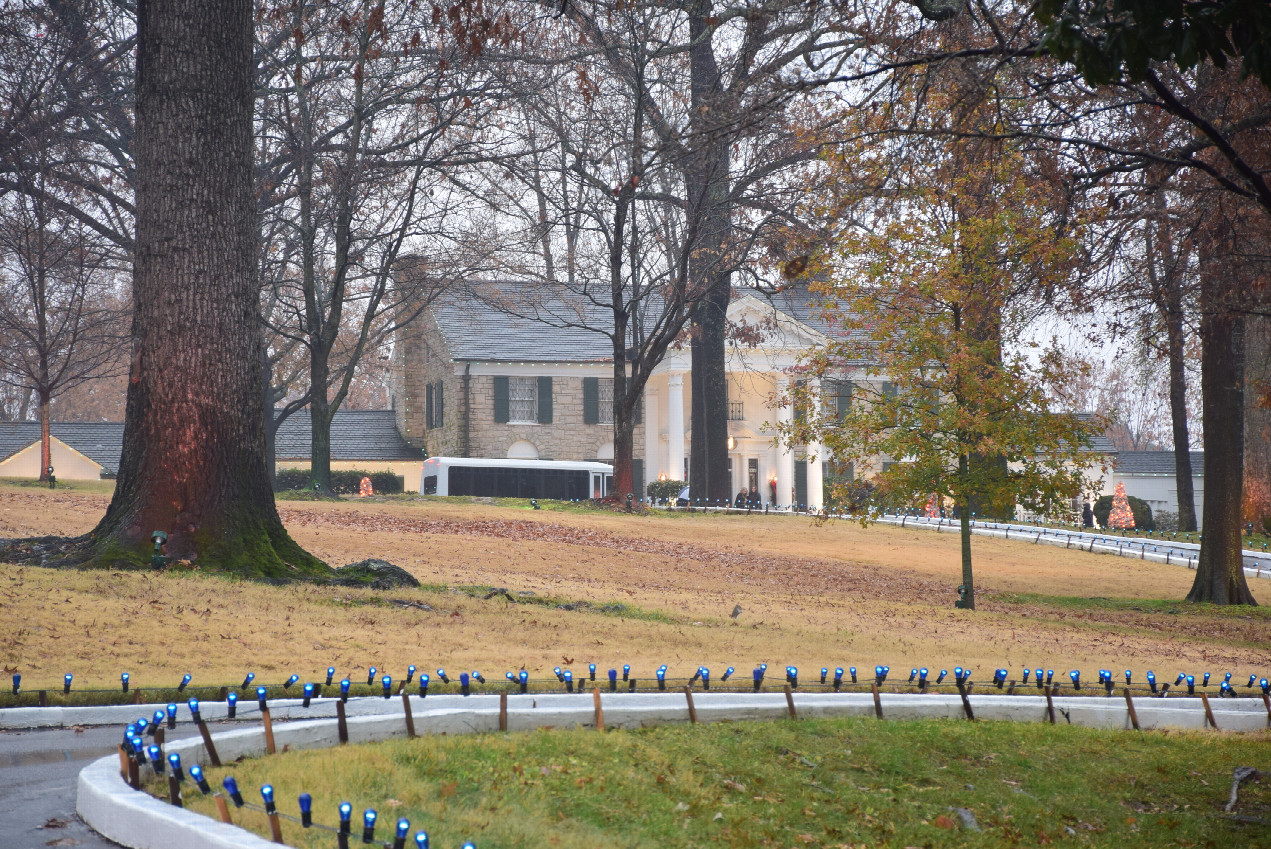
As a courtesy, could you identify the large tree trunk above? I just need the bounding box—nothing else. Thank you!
[38,389,51,482]
[78,0,324,578]
[685,2,732,506]
[1164,281,1198,531]
[1245,315,1271,534]
[1187,260,1257,604]
[957,454,975,610]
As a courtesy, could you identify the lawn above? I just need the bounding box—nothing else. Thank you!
[173,717,1271,848]
[1,481,1268,693]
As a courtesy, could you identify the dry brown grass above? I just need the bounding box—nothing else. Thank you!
[1,483,1267,690]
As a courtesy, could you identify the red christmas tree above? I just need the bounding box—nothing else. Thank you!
[1108,482,1135,529]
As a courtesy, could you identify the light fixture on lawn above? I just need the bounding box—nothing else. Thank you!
[166,703,177,728]
[1124,670,1133,685]
[656,665,667,690]
[367,667,377,686]
[226,692,238,718]
[406,665,416,684]
[608,669,618,691]
[472,671,485,684]
[588,663,596,681]
[1186,675,1195,695]
[460,673,471,696]
[241,672,254,690]
[723,666,735,682]
[394,819,411,849]
[189,764,211,794]
[187,698,201,722]
[326,667,336,685]
[382,675,393,698]
[836,667,846,690]
[147,745,164,773]
[563,670,573,692]
[284,674,299,690]
[1202,672,1211,687]
[622,664,631,681]
[63,673,72,693]
[256,686,268,711]
[1069,670,1081,690]
[9,673,18,695]
[121,672,130,693]
[418,674,430,698]
[168,753,185,782]
[341,678,351,701]
[1022,668,1031,684]
[298,792,312,827]
[699,667,710,690]
[302,683,314,708]
[1146,671,1157,693]
[362,809,378,844]
[436,668,450,684]
[178,674,192,691]
[260,785,276,814]
[414,832,429,848]
[223,777,242,808]
[339,802,353,835]
[151,710,165,732]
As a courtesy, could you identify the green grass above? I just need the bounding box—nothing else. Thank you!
[992,593,1271,620]
[0,477,116,494]
[174,717,1271,848]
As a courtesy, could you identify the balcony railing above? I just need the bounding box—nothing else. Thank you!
[727,400,745,421]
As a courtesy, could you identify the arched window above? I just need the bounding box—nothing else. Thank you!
[507,440,539,460]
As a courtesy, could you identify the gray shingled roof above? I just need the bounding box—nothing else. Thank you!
[273,410,424,461]
[1115,450,1204,476]
[431,284,617,363]
[0,421,124,472]
[1,411,421,468]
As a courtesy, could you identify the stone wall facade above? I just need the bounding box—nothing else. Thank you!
[394,310,645,465]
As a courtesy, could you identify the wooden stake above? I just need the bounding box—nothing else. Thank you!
[267,811,284,844]
[196,719,221,767]
[1200,693,1219,730]
[214,795,232,825]
[117,745,130,781]
[219,686,229,700]
[1045,685,1056,724]
[38,690,47,707]
[260,706,276,754]
[593,689,604,731]
[1123,689,1140,731]
[128,758,140,791]
[871,683,883,719]
[401,689,416,739]
[1262,692,1271,727]
[783,684,798,719]
[167,775,182,807]
[684,686,698,724]
[154,727,165,747]
[336,700,348,744]
[956,682,975,721]
[499,692,508,732]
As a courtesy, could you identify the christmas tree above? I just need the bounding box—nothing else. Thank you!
[1108,482,1136,529]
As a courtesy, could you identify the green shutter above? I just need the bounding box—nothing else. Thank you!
[493,376,509,423]
[436,380,444,426]
[634,390,643,425]
[537,376,553,424]
[836,380,853,422]
[425,384,434,430]
[583,377,599,425]
[795,460,808,508]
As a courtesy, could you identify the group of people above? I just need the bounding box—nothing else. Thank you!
[733,488,762,509]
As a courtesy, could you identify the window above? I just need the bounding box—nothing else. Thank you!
[509,377,537,423]
[598,378,614,424]
[425,380,444,429]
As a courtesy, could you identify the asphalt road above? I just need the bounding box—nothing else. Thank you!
[0,723,203,849]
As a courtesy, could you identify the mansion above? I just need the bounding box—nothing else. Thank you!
[391,283,862,508]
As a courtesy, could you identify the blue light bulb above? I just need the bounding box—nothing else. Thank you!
[63,673,72,692]
[179,673,192,690]
[518,670,528,683]
[167,753,182,779]
[261,784,276,813]
[223,776,244,806]
[368,667,378,685]
[226,692,238,717]
[153,709,166,726]
[190,764,211,794]
[256,686,268,709]
[397,818,411,839]
[339,802,353,832]
[414,833,429,848]
[285,674,299,689]
[299,792,313,827]
[363,808,378,843]
[623,664,631,679]
[327,667,336,683]
[382,675,393,697]
[242,672,254,688]
[341,678,351,697]
[187,698,200,720]
[407,665,416,681]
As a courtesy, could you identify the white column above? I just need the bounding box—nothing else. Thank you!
[805,378,823,511]
[667,373,685,482]
[644,388,660,483]
[776,378,795,510]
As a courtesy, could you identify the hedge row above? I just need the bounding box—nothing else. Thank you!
[273,469,405,494]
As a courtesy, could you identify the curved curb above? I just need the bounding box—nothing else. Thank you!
[78,691,1271,849]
